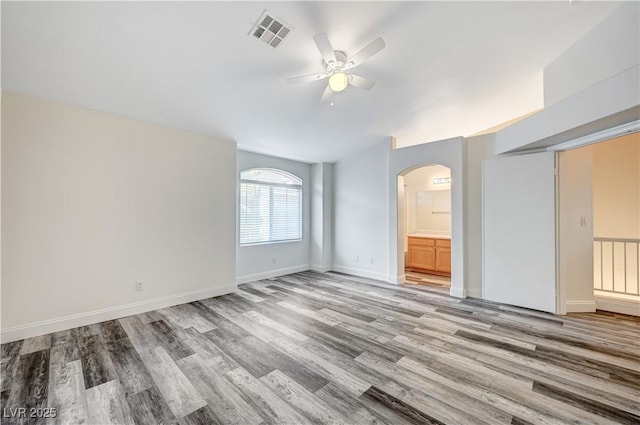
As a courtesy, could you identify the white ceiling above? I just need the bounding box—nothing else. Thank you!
[2,1,621,163]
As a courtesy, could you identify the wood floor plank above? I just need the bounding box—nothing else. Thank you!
[360,386,445,425]
[125,385,176,425]
[178,327,240,375]
[85,380,134,425]
[234,288,267,303]
[260,369,348,424]
[178,405,222,425]
[19,335,51,356]
[5,349,50,425]
[143,347,206,418]
[177,354,262,425]
[47,351,88,425]
[147,320,195,361]
[98,320,129,344]
[49,329,80,363]
[79,335,116,390]
[104,337,154,397]
[1,340,23,393]
[315,382,398,425]
[243,310,309,342]
[225,366,313,425]
[159,304,217,334]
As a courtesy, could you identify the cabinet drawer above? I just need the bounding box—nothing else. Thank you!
[435,239,451,247]
[408,237,435,246]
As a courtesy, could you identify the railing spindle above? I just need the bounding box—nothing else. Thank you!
[593,237,640,297]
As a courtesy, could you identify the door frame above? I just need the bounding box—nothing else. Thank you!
[551,121,640,315]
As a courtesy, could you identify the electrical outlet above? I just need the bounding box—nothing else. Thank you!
[272,256,277,264]
[356,256,360,263]
[135,281,144,291]
[369,257,374,264]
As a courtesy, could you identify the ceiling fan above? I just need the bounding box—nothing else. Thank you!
[287,33,386,104]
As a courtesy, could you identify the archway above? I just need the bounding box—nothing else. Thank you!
[388,137,466,298]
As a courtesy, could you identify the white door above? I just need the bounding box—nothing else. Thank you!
[483,152,557,313]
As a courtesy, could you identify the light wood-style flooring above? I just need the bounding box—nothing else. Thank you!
[404,271,451,289]
[1,271,639,424]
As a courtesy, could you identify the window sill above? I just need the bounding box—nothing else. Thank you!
[240,239,303,247]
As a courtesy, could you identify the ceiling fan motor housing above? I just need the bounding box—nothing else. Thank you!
[324,51,351,73]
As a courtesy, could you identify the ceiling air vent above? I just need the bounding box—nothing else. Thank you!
[250,10,292,48]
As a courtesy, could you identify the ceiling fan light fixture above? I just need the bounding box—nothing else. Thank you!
[328,72,349,92]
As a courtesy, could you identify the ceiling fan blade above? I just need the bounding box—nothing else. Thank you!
[348,37,386,68]
[313,33,337,64]
[349,74,376,91]
[320,84,332,103]
[287,73,328,85]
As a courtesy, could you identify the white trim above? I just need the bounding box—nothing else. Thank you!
[332,265,388,282]
[0,283,237,343]
[564,300,597,313]
[595,295,640,317]
[310,264,332,273]
[467,288,482,298]
[449,286,467,299]
[236,265,310,284]
[548,120,640,152]
[386,274,405,285]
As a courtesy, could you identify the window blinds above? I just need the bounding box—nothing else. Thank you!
[240,181,302,245]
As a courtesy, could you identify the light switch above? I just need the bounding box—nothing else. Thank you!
[580,216,587,227]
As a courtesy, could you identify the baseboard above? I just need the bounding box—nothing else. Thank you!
[236,265,310,285]
[310,264,332,273]
[449,286,467,299]
[331,265,388,282]
[565,300,597,313]
[0,283,237,343]
[467,288,483,298]
[595,295,640,316]
[386,274,405,285]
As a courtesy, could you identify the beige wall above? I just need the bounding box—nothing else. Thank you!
[465,134,496,298]
[544,3,639,107]
[559,146,595,311]
[593,132,640,239]
[1,92,237,336]
[404,165,451,236]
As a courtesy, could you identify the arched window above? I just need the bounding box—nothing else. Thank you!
[240,168,302,245]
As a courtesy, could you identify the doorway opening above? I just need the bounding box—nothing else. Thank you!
[399,165,452,290]
[559,131,639,316]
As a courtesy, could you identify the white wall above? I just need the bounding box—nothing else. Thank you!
[236,150,311,283]
[310,162,333,272]
[2,92,237,341]
[559,146,595,313]
[404,165,451,237]
[544,3,640,107]
[592,133,640,239]
[333,140,389,281]
[465,134,496,298]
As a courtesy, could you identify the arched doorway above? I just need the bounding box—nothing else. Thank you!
[387,138,466,298]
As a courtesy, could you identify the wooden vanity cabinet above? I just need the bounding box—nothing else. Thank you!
[407,236,451,276]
